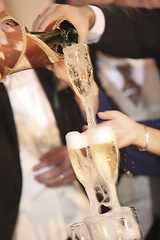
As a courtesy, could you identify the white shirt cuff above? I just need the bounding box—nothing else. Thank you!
[87,5,105,44]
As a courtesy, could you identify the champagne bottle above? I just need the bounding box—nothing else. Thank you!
[31,19,79,54]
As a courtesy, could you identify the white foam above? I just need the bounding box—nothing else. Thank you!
[88,126,116,145]
[66,126,116,149]
[65,131,89,150]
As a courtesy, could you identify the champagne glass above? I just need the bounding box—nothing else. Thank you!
[63,43,96,128]
[84,207,143,240]
[70,222,91,240]
[66,127,143,239]
[66,125,121,215]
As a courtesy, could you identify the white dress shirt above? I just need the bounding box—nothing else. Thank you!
[87,5,105,44]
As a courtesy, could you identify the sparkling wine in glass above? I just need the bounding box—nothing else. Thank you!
[66,127,143,240]
[66,125,121,215]
[63,43,96,128]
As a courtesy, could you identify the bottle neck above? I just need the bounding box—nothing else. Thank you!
[31,22,79,54]
[31,28,66,45]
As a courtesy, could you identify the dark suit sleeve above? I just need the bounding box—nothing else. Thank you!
[92,5,160,59]
[96,88,112,123]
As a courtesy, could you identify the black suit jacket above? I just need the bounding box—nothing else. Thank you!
[90,5,160,176]
[0,68,84,240]
[93,5,160,67]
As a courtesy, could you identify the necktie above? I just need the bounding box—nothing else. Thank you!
[117,64,141,104]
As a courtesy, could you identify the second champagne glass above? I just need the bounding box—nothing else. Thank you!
[84,207,142,240]
[70,222,91,240]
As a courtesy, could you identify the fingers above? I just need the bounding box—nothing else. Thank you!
[34,165,76,187]
[52,60,71,86]
[0,24,15,46]
[0,24,14,32]
[98,110,122,120]
[32,4,89,43]
[32,6,53,31]
[82,125,88,131]
[33,13,54,32]
[39,145,68,163]
[32,4,67,31]
[33,145,76,187]
[0,31,7,45]
[83,111,121,130]
[0,28,9,45]
[32,161,51,172]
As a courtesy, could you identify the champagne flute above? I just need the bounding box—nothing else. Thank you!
[84,207,143,240]
[63,43,96,128]
[66,126,121,215]
[70,222,91,240]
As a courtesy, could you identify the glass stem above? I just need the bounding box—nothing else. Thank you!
[107,182,121,210]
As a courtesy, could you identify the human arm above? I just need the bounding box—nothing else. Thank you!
[32,3,95,43]
[0,24,15,44]
[33,3,160,59]
[98,110,160,156]
[33,145,76,187]
[93,5,160,59]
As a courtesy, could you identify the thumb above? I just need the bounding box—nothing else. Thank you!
[98,110,118,120]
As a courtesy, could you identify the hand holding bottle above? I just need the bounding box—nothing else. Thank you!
[0,10,77,81]
[32,3,96,43]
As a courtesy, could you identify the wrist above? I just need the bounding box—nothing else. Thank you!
[87,6,96,30]
[79,6,95,30]
[135,124,150,151]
